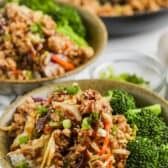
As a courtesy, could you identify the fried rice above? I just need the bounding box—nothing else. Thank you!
[0,3,94,80]
[0,84,133,168]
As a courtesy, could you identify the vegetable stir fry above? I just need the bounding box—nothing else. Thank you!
[0,2,94,80]
[62,0,168,16]
[1,83,168,167]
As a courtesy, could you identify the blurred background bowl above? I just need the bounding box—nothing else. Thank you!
[0,3,107,95]
[102,9,168,36]
[91,50,166,96]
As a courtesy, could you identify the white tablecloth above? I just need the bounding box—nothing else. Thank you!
[0,26,168,115]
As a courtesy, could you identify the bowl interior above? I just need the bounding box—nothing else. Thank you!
[0,80,168,167]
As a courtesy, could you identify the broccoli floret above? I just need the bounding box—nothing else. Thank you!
[126,137,159,168]
[160,126,168,145]
[119,73,150,86]
[126,104,168,146]
[99,66,149,87]
[127,137,168,168]
[125,105,166,138]
[154,126,168,146]
[105,89,136,114]
[125,104,168,167]
[158,145,168,168]
[126,104,162,116]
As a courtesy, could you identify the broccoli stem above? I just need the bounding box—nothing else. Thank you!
[127,104,161,116]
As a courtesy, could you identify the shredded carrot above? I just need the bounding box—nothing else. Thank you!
[103,154,111,160]
[99,122,111,155]
[12,69,21,77]
[108,163,111,168]
[99,135,109,155]
[48,97,52,104]
[105,154,113,168]
[51,55,75,71]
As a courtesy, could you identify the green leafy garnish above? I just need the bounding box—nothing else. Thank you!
[15,160,28,168]
[90,112,99,122]
[22,70,33,79]
[49,121,60,128]
[120,73,150,85]
[3,32,11,41]
[13,0,87,46]
[81,117,91,130]
[30,22,44,37]
[111,125,118,135]
[57,21,88,47]
[18,135,29,145]
[81,112,99,130]
[99,66,116,79]
[36,105,48,115]
[65,85,80,95]
[99,66,149,87]
[55,84,80,95]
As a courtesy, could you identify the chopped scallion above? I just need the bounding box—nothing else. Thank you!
[36,105,48,115]
[81,117,91,130]
[65,85,80,95]
[18,135,29,145]
[62,119,72,129]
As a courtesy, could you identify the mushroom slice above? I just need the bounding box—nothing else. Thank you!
[52,101,81,121]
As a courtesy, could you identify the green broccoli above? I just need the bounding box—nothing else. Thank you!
[126,104,168,145]
[158,145,168,168]
[23,0,86,38]
[126,137,159,168]
[126,104,162,116]
[125,105,166,138]
[105,89,136,114]
[54,4,86,39]
[127,137,168,168]
[154,126,168,146]
[57,21,88,47]
[55,84,80,95]
[119,73,149,86]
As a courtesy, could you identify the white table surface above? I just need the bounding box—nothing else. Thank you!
[0,26,168,115]
[74,26,168,79]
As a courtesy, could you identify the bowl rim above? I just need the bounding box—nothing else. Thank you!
[1,79,168,125]
[100,7,168,19]
[0,3,107,84]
